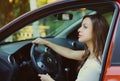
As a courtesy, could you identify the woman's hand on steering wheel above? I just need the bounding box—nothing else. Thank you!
[38,74,55,81]
[32,38,48,45]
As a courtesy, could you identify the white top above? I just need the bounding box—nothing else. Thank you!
[75,58,101,81]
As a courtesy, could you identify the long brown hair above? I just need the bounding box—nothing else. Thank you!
[77,13,109,70]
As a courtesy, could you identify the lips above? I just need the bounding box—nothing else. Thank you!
[78,33,82,38]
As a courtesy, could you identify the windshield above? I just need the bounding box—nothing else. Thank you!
[4,8,94,42]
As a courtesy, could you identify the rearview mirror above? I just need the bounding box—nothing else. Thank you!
[55,13,73,20]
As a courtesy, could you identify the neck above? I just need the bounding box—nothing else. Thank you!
[85,41,95,58]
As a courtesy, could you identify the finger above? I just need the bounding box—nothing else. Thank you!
[32,41,38,45]
[38,74,42,77]
[46,73,49,76]
[32,40,39,44]
[32,40,37,43]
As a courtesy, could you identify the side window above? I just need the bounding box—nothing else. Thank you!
[111,19,120,66]
[3,1,116,44]
[4,8,94,42]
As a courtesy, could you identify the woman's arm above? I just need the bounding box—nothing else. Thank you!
[32,38,84,60]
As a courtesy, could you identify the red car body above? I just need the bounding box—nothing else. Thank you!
[103,0,120,81]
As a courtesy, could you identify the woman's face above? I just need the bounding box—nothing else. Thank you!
[78,17,93,44]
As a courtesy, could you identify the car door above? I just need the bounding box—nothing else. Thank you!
[102,0,120,81]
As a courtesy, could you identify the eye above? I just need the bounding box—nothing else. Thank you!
[83,25,88,29]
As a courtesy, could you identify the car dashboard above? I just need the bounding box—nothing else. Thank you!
[0,38,84,81]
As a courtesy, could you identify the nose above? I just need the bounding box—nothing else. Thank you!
[78,26,82,33]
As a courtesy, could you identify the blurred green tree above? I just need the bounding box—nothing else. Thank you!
[0,0,58,28]
[0,0,30,27]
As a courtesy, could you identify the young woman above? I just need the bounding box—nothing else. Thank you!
[32,13,109,81]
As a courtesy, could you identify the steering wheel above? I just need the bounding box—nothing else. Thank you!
[30,44,62,80]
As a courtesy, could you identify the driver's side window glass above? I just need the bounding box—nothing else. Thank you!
[4,5,114,43]
[4,8,94,42]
